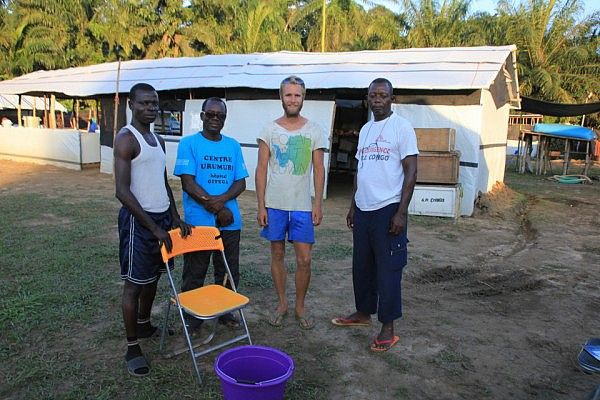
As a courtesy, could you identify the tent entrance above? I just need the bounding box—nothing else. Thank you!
[327,99,368,189]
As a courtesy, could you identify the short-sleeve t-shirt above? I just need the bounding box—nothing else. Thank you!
[258,121,328,212]
[174,132,249,230]
[355,112,419,211]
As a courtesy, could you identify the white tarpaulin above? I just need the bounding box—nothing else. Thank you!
[0,46,518,102]
[0,127,99,170]
[0,94,67,112]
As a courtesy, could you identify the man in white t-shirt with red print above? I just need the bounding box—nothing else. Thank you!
[332,78,418,352]
[256,75,327,330]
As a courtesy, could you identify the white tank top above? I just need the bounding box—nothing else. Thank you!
[127,124,170,213]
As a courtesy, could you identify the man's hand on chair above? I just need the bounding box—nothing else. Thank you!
[154,227,173,252]
[173,216,193,237]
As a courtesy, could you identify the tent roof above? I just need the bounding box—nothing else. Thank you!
[0,46,519,100]
[0,94,67,112]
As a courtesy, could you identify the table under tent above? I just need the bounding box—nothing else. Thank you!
[514,96,600,181]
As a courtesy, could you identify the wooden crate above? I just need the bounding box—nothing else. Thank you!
[409,184,462,218]
[417,151,460,184]
[414,128,455,152]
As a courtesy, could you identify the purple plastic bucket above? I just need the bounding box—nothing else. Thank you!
[214,345,294,400]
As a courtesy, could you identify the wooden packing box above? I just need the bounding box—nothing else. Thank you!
[414,128,456,152]
[417,151,460,184]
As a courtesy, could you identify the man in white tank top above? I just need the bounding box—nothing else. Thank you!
[114,83,191,377]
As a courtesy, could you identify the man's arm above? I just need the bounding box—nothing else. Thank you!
[180,174,211,208]
[203,178,246,214]
[312,148,325,226]
[255,140,270,227]
[114,131,172,249]
[346,172,358,230]
[389,155,417,235]
[156,135,191,237]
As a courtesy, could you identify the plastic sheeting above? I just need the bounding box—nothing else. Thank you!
[0,127,99,170]
[0,94,67,112]
[0,46,518,99]
[532,123,596,140]
[521,96,600,117]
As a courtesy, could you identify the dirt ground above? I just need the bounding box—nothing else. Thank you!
[1,159,599,399]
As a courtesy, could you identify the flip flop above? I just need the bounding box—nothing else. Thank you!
[370,335,400,353]
[331,316,371,327]
[126,355,150,377]
[295,314,315,330]
[268,310,288,327]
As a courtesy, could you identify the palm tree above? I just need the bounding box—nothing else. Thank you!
[401,0,479,47]
[4,0,104,76]
[90,0,149,60]
[143,0,196,58]
[187,0,302,54]
[500,0,600,102]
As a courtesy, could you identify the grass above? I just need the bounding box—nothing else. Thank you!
[0,187,337,399]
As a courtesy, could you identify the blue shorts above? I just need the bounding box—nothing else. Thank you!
[118,207,174,285]
[260,208,315,244]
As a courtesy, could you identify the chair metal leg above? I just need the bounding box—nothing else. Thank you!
[238,309,252,345]
[176,307,203,385]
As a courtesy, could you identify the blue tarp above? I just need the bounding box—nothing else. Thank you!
[533,123,596,141]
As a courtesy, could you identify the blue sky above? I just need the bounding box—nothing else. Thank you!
[372,0,598,17]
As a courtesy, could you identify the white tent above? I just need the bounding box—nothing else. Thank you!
[0,94,67,112]
[0,46,520,215]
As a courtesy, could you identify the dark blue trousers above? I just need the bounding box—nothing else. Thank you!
[352,203,408,323]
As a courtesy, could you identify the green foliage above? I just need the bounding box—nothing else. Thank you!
[0,0,598,108]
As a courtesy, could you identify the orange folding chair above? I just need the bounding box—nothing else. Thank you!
[158,226,251,384]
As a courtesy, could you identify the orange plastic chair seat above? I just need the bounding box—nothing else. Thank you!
[177,285,249,318]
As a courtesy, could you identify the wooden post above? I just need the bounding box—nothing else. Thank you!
[32,97,37,126]
[17,95,22,127]
[562,140,570,175]
[44,95,48,127]
[75,99,80,130]
[95,99,100,132]
[49,95,56,129]
[584,141,591,177]
[87,108,92,132]
[321,0,327,52]
[113,59,122,144]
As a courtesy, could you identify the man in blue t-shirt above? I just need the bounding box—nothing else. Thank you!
[174,97,249,329]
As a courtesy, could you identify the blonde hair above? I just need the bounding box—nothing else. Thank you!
[279,75,306,97]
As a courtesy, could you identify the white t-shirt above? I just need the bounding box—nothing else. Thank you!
[258,120,327,211]
[354,113,419,211]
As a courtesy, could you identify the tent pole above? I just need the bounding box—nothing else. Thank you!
[44,95,48,127]
[75,99,80,130]
[581,92,593,127]
[113,59,122,145]
[31,96,37,125]
[321,0,326,52]
[17,95,22,127]
[50,95,56,129]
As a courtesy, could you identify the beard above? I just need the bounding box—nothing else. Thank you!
[283,102,303,117]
